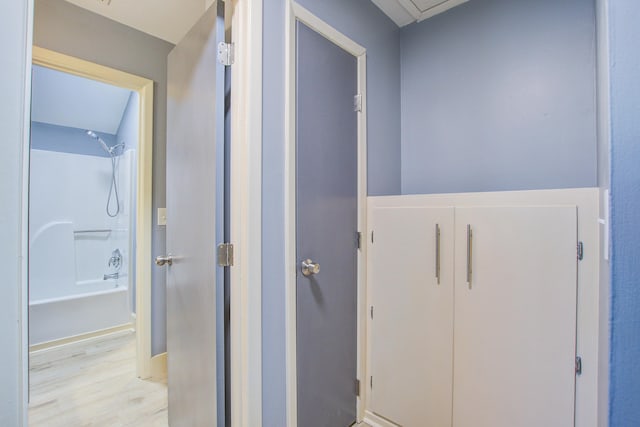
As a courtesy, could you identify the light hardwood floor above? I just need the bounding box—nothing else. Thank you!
[29,330,374,427]
[29,330,168,427]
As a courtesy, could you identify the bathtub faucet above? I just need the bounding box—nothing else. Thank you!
[103,272,120,280]
[108,249,122,270]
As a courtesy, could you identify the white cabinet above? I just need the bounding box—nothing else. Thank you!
[368,203,578,427]
[369,207,455,427]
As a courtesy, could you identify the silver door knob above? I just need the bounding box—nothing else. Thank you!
[301,259,320,277]
[155,255,173,266]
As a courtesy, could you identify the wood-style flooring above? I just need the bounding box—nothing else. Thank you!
[28,330,375,427]
[29,330,168,427]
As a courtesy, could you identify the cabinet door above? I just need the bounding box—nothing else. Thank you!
[453,206,577,427]
[369,207,454,427]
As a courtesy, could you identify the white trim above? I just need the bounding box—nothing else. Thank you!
[20,2,35,425]
[416,0,469,22]
[284,4,297,425]
[364,410,400,427]
[285,3,368,425]
[396,0,422,19]
[28,323,134,353]
[356,54,369,423]
[29,47,155,380]
[229,0,263,425]
[291,3,366,57]
[391,0,471,25]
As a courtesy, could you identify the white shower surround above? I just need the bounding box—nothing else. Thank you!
[29,148,136,345]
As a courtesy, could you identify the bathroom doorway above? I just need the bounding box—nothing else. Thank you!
[27,48,159,426]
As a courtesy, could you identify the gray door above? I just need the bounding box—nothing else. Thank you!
[296,22,359,427]
[166,5,219,426]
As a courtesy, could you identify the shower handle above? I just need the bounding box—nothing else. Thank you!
[155,255,174,266]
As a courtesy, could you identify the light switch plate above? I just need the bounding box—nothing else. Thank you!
[158,208,167,226]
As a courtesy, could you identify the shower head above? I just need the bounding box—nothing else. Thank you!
[86,130,114,155]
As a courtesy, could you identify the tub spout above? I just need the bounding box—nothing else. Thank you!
[103,272,119,280]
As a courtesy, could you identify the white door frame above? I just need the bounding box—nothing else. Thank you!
[28,47,155,379]
[284,3,368,425]
[228,0,264,425]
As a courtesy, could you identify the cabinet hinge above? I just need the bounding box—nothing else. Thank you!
[576,356,583,375]
[577,241,584,261]
[370,306,374,319]
[217,243,234,267]
[371,230,374,244]
[354,94,362,112]
[356,232,362,250]
[355,379,361,397]
[217,42,235,66]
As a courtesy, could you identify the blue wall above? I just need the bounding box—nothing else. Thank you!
[116,92,139,313]
[31,122,117,157]
[400,0,597,194]
[262,2,287,424]
[117,92,139,152]
[262,1,401,425]
[608,0,640,425]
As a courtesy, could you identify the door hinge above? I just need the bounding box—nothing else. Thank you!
[370,306,374,319]
[371,230,374,244]
[355,379,361,397]
[356,232,362,250]
[217,42,235,66]
[577,241,584,261]
[217,243,234,267]
[370,376,373,389]
[576,356,583,375]
[354,94,362,112]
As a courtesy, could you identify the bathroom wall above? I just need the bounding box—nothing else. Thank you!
[29,143,133,301]
[400,0,597,194]
[118,93,140,152]
[34,0,174,355]
[117,93,139,311]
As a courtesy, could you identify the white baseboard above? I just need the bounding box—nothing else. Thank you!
[364,410,400,427]
[29,323,134,353]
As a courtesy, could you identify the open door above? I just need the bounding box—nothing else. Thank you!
[163,5,220,426]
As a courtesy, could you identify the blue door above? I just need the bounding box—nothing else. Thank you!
[296,21,359,427]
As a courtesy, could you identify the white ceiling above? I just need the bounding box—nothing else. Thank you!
[372,0,470,27]
[63,0,208,44]
[31,65,133,135]
[60,0,468,44]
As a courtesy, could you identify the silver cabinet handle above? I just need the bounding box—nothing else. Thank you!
[435,224,441,284]
[155,255,173,266]
[466,225,473,289]
[301,259,320,277]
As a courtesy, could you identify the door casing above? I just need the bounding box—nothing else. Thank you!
[284,3,368,425]
[18,1,265,425]
[29,47,155,379]
[227,0,264,426]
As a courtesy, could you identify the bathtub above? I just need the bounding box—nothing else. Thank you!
[29,284,132,346]
[28,220,133,346]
